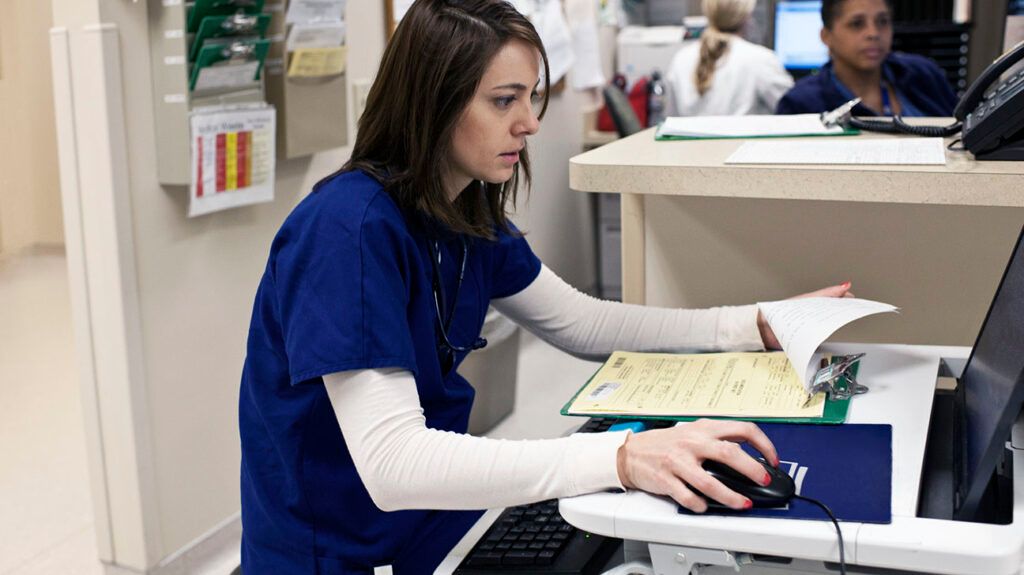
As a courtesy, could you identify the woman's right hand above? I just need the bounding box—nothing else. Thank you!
[615,419,779,513]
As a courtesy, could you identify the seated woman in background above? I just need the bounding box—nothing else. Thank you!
[776,0,957,116]
[666,0,793,115]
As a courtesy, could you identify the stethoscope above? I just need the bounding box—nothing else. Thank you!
[427,235,487,363]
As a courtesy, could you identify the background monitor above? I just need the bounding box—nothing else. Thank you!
[956,226,1024,521]
[774,0,829,70]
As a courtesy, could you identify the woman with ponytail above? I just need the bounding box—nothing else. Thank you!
[666,0,792,115]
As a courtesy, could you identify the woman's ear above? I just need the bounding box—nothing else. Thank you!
[820,27,832,51]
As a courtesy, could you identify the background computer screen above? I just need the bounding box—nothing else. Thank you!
[774,0,829,70]
[957,226,1024,521]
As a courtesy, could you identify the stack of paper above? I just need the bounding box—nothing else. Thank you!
[562,297,897,419]
[656,114,850,139]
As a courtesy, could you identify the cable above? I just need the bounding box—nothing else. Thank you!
[792,494,846,575]
[848,115,962,138]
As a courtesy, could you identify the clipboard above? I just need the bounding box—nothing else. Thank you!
[187,0,265,33]
[653,114,860,141]
[190,39,270,92]
[559,355,858,425]
[190,13,271,61]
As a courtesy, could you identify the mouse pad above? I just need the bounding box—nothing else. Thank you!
[678,422,892,524]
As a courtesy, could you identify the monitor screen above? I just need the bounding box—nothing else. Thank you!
[774,1,829,70]
[956,226,1024,521]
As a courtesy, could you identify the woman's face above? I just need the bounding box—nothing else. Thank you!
[446,39,542,198]
[820,0,892,73]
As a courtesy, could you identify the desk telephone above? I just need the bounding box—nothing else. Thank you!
[847,41,1024,160]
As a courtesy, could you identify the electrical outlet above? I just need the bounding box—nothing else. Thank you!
[353,79,372,122]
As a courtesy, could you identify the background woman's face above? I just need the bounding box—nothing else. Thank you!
[821,0,892,73]
[446,40,541,196]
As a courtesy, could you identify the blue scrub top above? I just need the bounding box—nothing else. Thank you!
[776,52,957,117]
[239,170,542,574]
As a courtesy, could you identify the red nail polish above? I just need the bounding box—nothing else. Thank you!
[842,281,852,288]
[763,472,772,486]
[743,499,753,509]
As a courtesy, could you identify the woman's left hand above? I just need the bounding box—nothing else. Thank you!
[757,281,854,350]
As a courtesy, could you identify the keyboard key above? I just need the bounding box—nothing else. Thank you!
[502,551,536,566]
[464,551,502,567]
[537,550,557,565]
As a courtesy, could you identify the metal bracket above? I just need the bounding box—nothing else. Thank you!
[649,543,752,574]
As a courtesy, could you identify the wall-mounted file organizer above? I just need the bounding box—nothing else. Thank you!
[146,0,348,185]
[263,0,348,159]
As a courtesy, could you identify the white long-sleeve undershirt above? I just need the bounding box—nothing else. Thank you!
[324,264,764,512]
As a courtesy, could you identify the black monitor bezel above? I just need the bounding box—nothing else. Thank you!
[954,225,1024,522]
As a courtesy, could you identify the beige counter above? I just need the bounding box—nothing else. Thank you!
[570,126,1024,345]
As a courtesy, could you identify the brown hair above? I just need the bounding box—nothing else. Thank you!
[695,0,755,96]
[337,0,550,239]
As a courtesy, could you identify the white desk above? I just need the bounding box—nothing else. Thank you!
[569,126,1024,346]
[559,342,1024,575]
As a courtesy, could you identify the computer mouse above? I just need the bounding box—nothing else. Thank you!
[699,458,795,509]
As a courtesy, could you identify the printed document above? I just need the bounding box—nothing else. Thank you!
[564,297,896,418]
[726,137,947,165]
[566,351,827,418]
[757,297,898,394]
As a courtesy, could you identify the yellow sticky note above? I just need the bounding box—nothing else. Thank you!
[287,46,347,78]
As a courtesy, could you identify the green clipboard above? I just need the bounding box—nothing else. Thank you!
[190,39,270,92]
[190,13,271,61]
[559,355,858,425]
[187,0,265,33]
[653,122,860,141]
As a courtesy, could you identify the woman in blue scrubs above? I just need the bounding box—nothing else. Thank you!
[776,0,957,116]
[239,1,853,573]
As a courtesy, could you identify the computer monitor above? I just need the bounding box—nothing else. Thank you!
[774,0,829,70]
[955,225,1024,521]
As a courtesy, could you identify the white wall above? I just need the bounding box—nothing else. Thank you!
[50,0,595,571]
[0,0,64,255]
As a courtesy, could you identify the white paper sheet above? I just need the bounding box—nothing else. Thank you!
[757,297,899,393]
[286,0,346,24]
[659,114,845,138]
[286,21,345,51]
[726,137,947,165]
[566,0,605,90]
[189,105,276,217]
[533,0,575,87]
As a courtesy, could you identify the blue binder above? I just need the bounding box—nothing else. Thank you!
[680,423,892,524]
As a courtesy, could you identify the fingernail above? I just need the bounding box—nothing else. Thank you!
[743,499,753,509]
[842,281,852,288]
[763,472,772,486]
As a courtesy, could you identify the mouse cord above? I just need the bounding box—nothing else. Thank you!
[792,494,846,575]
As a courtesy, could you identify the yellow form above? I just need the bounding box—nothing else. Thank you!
[567,351,825,418]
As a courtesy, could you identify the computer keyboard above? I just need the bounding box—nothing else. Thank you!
[454,417,676,574]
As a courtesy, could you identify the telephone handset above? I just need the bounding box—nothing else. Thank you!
[842,41,1024,160]
[957,40,1024,160]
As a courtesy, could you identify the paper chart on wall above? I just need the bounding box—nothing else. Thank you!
[189,104,276,217]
